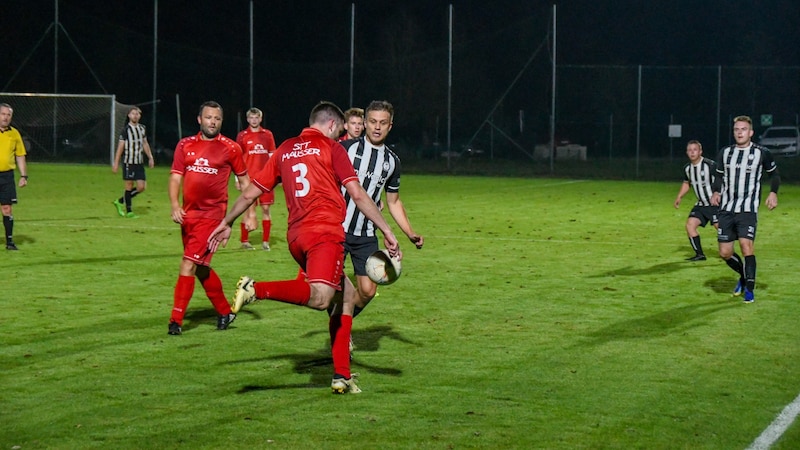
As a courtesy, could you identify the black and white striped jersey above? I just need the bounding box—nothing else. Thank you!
[119,123,148,164]
[714,143,777,213]
[682,157,716,206]
[341,138,401,237]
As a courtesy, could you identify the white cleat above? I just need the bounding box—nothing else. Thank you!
[241,242,255,250]
[331,374,361,394]
[231,276,256,313]
[261,242,271,251]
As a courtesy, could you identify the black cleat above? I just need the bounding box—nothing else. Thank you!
[217,313,236,330]
[6,242,18,250]
[168,322,182,335]
[686,254,706,261]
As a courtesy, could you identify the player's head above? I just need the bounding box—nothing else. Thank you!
[686,139,702,163]
[343,107,364,139]
[309,101,345,140]
[246,107,263,129]
[197,101,223,140]
[0,103,13,130]
[127,106,142,124]
[364,100,394,146]
[732,115,754,147]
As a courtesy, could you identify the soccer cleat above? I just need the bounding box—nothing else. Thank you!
[168,322,182,335]
[231,276,256,313]
[686,254,706,261]
[125,212,139,219]
[241,242,255,250]
[217,312,237,330]
[743,289,755,303]
[732,280,744,297]
[261,241,270,251]
[112,199,125,217]
[6,242,18,251]
[331,374,361,394]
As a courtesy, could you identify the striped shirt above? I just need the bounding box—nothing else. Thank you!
[714,144,777,213]
[119,123,148,165]
[341,138,401,237]
[682,157,716,206]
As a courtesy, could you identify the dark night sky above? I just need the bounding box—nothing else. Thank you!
[2,0,799,150]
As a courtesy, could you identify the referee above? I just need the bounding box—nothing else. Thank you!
[711,115,780,303]
[0,103,28,251]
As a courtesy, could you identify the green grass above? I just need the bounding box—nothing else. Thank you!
[2,163,800,449]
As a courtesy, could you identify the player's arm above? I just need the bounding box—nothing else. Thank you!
[386,192,423,249]
[674,181,690,208]
[344,180,401,259]
[143,139,155,168]
[765,161,780,210]
[236,174,257,231]
[16,154,28,188]
[168,173,185,224]
[710,150,724,206]
[208,183,263,252]
[112,140,125,172]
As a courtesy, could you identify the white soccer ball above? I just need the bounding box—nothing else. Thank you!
[365,249,402,285]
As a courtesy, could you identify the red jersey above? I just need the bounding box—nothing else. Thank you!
[236,126,276,173]
[171,132,247,220]
[252,127,358,240]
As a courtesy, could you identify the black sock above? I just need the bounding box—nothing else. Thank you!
[726,253,744,281]
[130,189,140,199]
[689,235,703,256]
[124,189,133,212]
[744,255,756,292]
[3,215,13,244]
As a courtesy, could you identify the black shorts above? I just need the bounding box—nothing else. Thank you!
[122,164,146,181]
[688,205,719,227]
[344,234,379,276]
[0,170,18,205]
[716,211,757,243]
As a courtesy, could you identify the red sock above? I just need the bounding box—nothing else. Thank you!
[262,219,271,242]
[253,279,310,305]
[200,268,231,315]
[171,275,195,325]
[240,223,249,242]
[331,315,353,378]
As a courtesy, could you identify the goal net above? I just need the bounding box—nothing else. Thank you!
[0,93,134,164]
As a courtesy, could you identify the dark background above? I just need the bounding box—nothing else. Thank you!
[3,1,799,163]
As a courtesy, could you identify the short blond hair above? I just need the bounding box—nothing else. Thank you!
[247,107,263,118]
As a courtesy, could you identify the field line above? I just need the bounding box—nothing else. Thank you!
[747,391,800,450]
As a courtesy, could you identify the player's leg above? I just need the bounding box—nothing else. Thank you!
[2,203,16,250]
[1,174,18,250]
[260,191,274,251]
[169,257,197,335]
[330,277,360,394]
[240,203,256,249]
[736,213,758,302]
[717,212,745,296]
[685,214,706,260]
[195,264,236,330]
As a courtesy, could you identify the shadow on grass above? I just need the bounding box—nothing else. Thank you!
[588,260,701,277]
[577,300,740,347]
[232,325,412,393]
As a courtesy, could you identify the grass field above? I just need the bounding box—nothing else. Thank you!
[2,163,799,449]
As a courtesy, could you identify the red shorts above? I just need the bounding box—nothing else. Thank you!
[181,217,219,266]
[258,190,274,206]
[288,231,344,290]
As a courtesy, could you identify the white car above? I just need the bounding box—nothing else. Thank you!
[758,126,800,157]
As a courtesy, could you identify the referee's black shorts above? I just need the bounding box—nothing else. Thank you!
[0,170,18,205]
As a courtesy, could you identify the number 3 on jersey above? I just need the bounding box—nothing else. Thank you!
[292,163,310,197]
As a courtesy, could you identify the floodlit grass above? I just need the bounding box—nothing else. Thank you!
[2,163,799,449]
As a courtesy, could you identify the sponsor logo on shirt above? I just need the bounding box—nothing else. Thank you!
[283,142,321,160]
[186,157,219,175]
[249,143,269,155]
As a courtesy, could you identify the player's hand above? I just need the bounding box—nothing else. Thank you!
[112,164,118,173]
[409,234,424,249]
[673,198,681,209]
[171,207,186,224]
[383,232,401,260]
[207,221,232,253]
[766,192,778,210]
[148,158,155,168]
[710,193,720,206]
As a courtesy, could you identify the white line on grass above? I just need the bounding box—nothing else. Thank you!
[747,391,800,450]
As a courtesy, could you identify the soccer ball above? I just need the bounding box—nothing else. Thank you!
[364,249,402,285]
